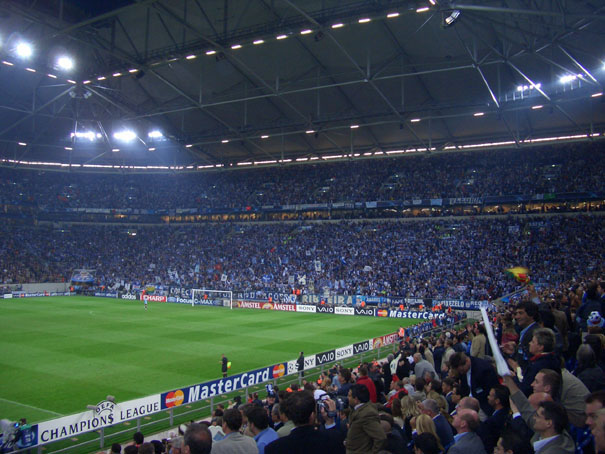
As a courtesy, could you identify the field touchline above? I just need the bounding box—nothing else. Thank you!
[0,397,63,417]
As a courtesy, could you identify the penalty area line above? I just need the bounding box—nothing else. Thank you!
[0,396,63,416]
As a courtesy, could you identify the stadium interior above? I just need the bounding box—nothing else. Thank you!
[0,1,604,453]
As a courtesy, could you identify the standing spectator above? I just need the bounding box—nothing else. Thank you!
[470,325,487,359]
[494,427,534,454]
[345,384,386,453]
[418,399,453,450]
[265,391,341,454]
[449,409,487,454]
[183,423,212,454]
[449,352,499,417]
[574,344,605,392]
[110,443,122,454]
[355,366,377,403]
[512,301,541,371]
[210,409,256,454]
[478,385,510,453]
[246,406,278,454]
[413,353,436,381]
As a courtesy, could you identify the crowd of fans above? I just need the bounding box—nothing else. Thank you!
[1,215,603,301]
[1,143,603,211]
[110,276,605,454]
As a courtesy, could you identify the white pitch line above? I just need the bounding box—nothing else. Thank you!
[0,397,63,416]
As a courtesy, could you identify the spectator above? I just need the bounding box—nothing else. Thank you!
[413,354,436,382]
[355,366,377,403]
[478,385,510,453]
[110,443,122,454]
[265,391,342,454]
[412,432,441,454]
[418,399,453,450]
[449,352,499,417]
[470,325,487,359]
[183,423,212,454]
[574,344,605,392]
[246,406,279,454]
[139,443,155,454]
[449,409,487,454]
[494,427,535,454]
[345,384,386,453]
[210,409,256,454]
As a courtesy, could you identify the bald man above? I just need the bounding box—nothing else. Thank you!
[448,409,487,454]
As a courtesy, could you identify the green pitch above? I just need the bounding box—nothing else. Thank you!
[0,296,418,423]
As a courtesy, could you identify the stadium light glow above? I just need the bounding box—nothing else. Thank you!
[221,139,229,143]
[57,56,74,71]
[306,129,315,134]
[276,34,288,40]
[301,29,313,35]
[15,42,33,58]
[112,148,120,152]
[18,142,27,146]
[113,130,137,142]
[185,144,193,148]
[387,12,400,18]
[444,10,461,26]
[113,72,122,77]
[253,39,264,45]
[532,105,543,110]
[82,80,91,84]
[350,125,359,129]
[148,147,156,151]
[473,112,485,117]
[231,44,242,49]
[97,76,106,81]
[410,118,421,123]
[67,79,76,84]
[592,92,603,97]
[185,54,197,60]
[71,131,99,141]
[25,68,36,72]
[416,7,430,13]
[261,135,269,139]
[65,147,72,150]
[2,60,14,66]
[147,130,163,139]
[429,0,437,4]
[129,69,139,73]
[331,23,344,29]
[47,73,57,79]
[559,74,577,83]
[358,18,371,23]
[206,50,216,55]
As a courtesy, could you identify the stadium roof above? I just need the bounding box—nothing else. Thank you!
[0,0,604,169]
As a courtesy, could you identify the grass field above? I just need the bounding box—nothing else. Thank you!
[0,296,418,423]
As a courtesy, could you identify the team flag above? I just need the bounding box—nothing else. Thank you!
[506,266,531,284]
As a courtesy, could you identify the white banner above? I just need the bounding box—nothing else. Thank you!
[335,306,354,315]
[296,305,317,313]
[37,395,161,445]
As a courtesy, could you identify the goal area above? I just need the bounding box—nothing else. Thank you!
[190,289,233,309]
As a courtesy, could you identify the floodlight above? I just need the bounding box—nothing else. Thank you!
[473,112,484,117]
[57,56,74,71]
[410,118,421,123]
[206,50,217,55]
[387,12,400,18]
[444,10,461,27]
[331,23,344,29]
[113,130,136,142]
[358,18,371,23]
[148,130,163,139]
[112,148,120,152]
[300,29,312,35]
[47,73,57,79]
[231,44,242,49]
[15,42,33,58]
[71,131,98,141]
[25,68,36,73]
[532,105,543,110]
[261,135,269,139]
[2,60,14,66]
[350,125,359,129]
[253,39,264,45]
[306,129,315,134]
[592,92,603,98]
[276,34,288,40]
[97,76,106,81]
[221,139,229,143]
[416,7,430,13]
[18,142,27,146]
[185,54,196,60]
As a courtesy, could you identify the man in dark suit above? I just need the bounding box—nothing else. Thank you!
[449,352,500,417]
[448,409,487,454]
[477,385,510,453]
[419,398,454,450]
[265,391,342,454]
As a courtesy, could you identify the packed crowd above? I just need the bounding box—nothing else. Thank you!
[1,215,603,301]
[110,275,605,454]
[1,143,603,211]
